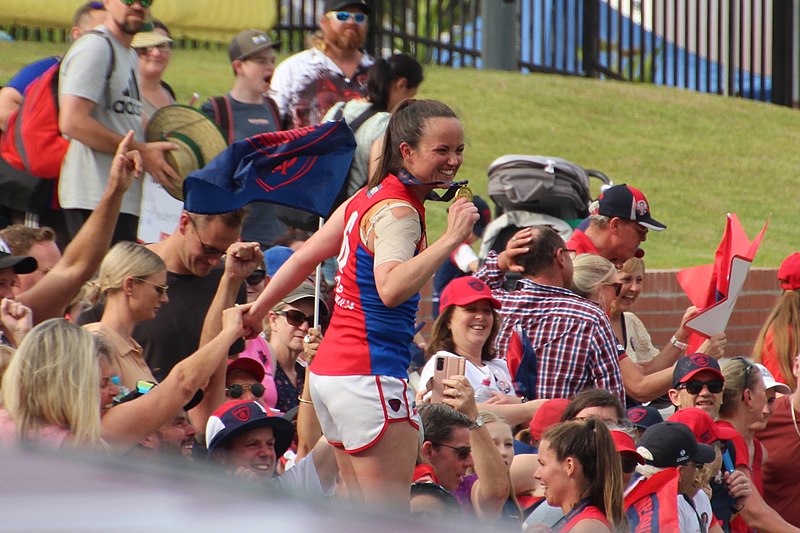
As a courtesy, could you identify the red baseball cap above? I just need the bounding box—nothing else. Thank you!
[778,252,800,291]
[611,430,645,464]
[227,357,266,383]
[438,276,501,315]
[669,407,737,444]
[529,398,570,441]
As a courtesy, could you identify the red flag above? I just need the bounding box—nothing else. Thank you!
[625,469,680,533]
[677,214,768,352]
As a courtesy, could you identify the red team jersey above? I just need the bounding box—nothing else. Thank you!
[312,174,426,379]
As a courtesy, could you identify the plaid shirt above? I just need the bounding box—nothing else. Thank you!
[476,252,625,402]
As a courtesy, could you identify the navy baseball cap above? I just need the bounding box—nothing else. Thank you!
[595,184,666,231]
[637,421,715,468]
[672,353,724,388]
[324,0,371,14]
[206,400,294,455]
[626,405,663,430]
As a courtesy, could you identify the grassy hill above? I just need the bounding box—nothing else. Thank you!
[2,40,797,269]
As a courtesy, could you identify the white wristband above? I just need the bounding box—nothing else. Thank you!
[671,335,688,350]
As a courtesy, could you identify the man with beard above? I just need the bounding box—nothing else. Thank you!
[58,0,180,243]
[270,0,374,129]
[137,410,197,461]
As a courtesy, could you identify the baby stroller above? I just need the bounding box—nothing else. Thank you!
[479,155,612,258]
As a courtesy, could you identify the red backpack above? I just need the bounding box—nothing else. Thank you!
[0,31,114,179]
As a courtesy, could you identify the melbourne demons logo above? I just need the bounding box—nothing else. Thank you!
[246,125,329,193]
[635,199,649,216]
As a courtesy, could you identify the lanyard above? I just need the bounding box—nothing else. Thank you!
[396,168,468,202]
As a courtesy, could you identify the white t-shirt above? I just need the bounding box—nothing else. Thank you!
[677,491,714,533]
[419,350,514,399]
[59,26,144,215]
[270,451,334,497]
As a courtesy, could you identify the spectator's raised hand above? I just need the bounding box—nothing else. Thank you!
[302,327,323,364]
[221,304,248,339]
[699,332,727,359]
[224,242,263,282]
[109,130,143,194]
[442,375,478,420]
[0,298,32,346]
[498,227,533,273]
[724,470,751,512]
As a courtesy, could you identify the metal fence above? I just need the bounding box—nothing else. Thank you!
[275,0,796,107]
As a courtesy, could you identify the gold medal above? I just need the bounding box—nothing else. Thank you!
[455,185,473,201]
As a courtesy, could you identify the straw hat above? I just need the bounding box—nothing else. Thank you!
[131,31,173,49]
[145,105,228,200]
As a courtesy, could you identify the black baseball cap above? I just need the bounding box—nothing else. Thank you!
[323,0,371,14]
[637,421,715,468]
[0,240,37,274]
[672,353,724,388]
[595,184,666,231]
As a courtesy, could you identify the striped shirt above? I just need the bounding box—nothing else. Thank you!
[476,252,625,401]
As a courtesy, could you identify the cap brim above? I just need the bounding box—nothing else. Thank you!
[693,442,716,465]
[677,368,725,386]
[0,255,37,274]
[639,217,666,232]
[766,382,792,394]
[209,416,295,456]
[239,41,281,60]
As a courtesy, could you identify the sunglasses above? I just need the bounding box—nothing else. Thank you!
[678,380,724,395]
[140,43,172,54]
[136,277,169,296]
[120,0,154,7]
[189,217,227,257]
[225,383,265,399]
[621,456,639,474]
[437,443,472,460]
[732,356,755,393]
[86,1,105,8]
[246,269,267,286]
[329,11,366,23]
[276,309,314,328]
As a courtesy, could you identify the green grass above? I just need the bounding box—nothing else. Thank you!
[3,40,797,269]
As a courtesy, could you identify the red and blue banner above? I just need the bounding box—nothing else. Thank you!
[183,120,356,217]
[625,469,680,533]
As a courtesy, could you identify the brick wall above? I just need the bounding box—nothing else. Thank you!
[417,268,783,356]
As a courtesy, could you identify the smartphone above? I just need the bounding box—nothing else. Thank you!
[431,354,466,403]
[722,449,735,474]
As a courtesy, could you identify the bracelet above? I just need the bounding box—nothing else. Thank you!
[297,396,313,405]
[670,335,688,351]
[732,503,744,513]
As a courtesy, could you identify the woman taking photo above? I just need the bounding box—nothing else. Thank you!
[534,419,626,532]
[245,99,479,506]
[82,241,167,391]
[419,276,512,400]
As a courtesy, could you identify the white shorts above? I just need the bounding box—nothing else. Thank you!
[309,373,420,453]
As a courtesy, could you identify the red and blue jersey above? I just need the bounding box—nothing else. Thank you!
[312,174,425,378]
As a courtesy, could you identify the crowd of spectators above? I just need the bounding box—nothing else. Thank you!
[1,1,800,532]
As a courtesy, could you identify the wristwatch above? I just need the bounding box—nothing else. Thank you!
[470,415,485,430]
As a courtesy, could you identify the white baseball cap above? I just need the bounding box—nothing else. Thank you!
[754,363,792,394]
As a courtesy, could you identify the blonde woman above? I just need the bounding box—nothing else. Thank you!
[569,254,676,403]
[82,241,168,391]
[0,319,105,449]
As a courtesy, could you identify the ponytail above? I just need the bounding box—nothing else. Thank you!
[543,420,627,532]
